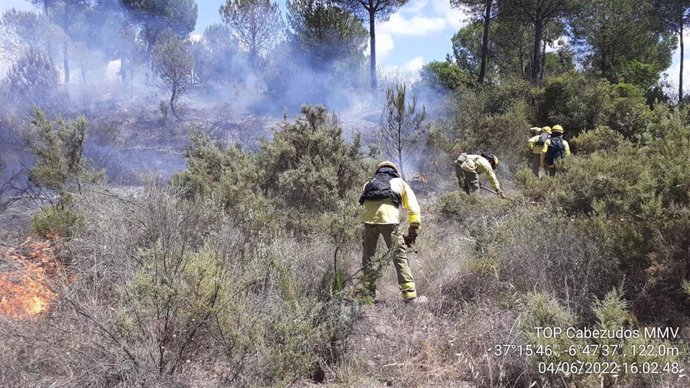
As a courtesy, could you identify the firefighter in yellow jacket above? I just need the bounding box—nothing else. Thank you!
[527,126,551,176]
[540,124,571,176]
[455,152,505,198]
[359,161,421,302]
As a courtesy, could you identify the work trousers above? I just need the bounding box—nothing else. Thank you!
[455,162,480,194]
[362,223,416,300]
[530,153,541,176]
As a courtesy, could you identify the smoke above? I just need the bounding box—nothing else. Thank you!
[0,0,452,187]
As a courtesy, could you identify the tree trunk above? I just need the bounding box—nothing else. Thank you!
[531,20,543,85]
[540,37,547,80]
[680,22,684,103]
[478,0,492,84]
[369,8,377,91]
[121,56,127,84]
[63,41,70,83]
[170,86,181,121]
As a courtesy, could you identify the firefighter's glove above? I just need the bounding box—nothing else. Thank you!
[404,224,419,248]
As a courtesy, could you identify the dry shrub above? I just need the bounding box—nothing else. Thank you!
[1,184,364,387]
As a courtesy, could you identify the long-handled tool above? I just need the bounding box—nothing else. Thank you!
[480,184,513,201]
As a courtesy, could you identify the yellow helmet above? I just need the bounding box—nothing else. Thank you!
[542,126,552,134]
[376,160,398,172]
[551,124,564,133]
[530,126,541,135]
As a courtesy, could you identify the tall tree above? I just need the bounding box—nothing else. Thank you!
[151,29,194,120]
[287,0,367,71]
[653,0,690,102]
[28,0,93,83]
[121,0,198,52]
[380,84,426,180]
[490,15,532,77]
[190,23,239,85]
[502,0,576,84]
[451,0,498,84]
[336,0,409,91]
[220,0,284,69]
[451,21,489,79]
[571,0,675,91]
[0,9,61,62]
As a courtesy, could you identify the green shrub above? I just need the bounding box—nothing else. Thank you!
[31,206,82,238]
[569,125,630,155]
[171,132,259,212]
[440,77,531,169]
[533,72,652,140]
[522,289,682,387]
[258,105,368,213]
[26,108,102,205]
[517,110,690,318]
[533,72,612,136]
[6,48,59,107]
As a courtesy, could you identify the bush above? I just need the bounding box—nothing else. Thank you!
[31,206,82,238]
[533,72,652,140]
[522,289,682,387]
[518,110,690,319]
[5,48,59,108]
[9,185,363,387]
[443,77,532,171]
[171,132,259,212]
[437,190,616,315]
[257,105,368,213]
[26,108,101,204]
[569,125,629,155]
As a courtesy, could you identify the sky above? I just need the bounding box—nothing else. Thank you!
[0,0,688,92]
[190,0,468,74]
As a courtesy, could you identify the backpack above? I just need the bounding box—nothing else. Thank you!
[545,137,565,165]
[480,152,498,169]
[536,132,550,146]
[358,168,402,207]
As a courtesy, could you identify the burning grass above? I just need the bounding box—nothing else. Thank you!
[0,237,61,318]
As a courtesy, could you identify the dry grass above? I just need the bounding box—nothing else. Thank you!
[1,184,688,388]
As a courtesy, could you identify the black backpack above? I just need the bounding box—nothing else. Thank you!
[358,168,402,207]
[545,137,565,165]
[481,152,497,169]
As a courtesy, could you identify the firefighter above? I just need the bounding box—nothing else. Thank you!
[359,161,422,303]
[540,124,571,176]
[527,126,551,176]
[455,152,505,198]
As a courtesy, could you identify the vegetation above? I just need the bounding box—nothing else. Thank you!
[380,83,427,180]
[5,48,59,107]
[151,29,194,120]
[1,0,690,387]
[220,0,285,69]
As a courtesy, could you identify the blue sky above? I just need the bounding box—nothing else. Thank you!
[1,0,689,92]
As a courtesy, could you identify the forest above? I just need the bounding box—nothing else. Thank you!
[0,0,689,387]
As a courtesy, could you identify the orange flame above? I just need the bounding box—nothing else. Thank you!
[1,238,59,319]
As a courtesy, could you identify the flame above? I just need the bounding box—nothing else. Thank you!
[0,238,59,319]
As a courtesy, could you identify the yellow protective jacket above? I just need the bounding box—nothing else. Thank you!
[541,137,571,167]
[459,154,501,191]
[359,177,421,227]
[528,134,548,154]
